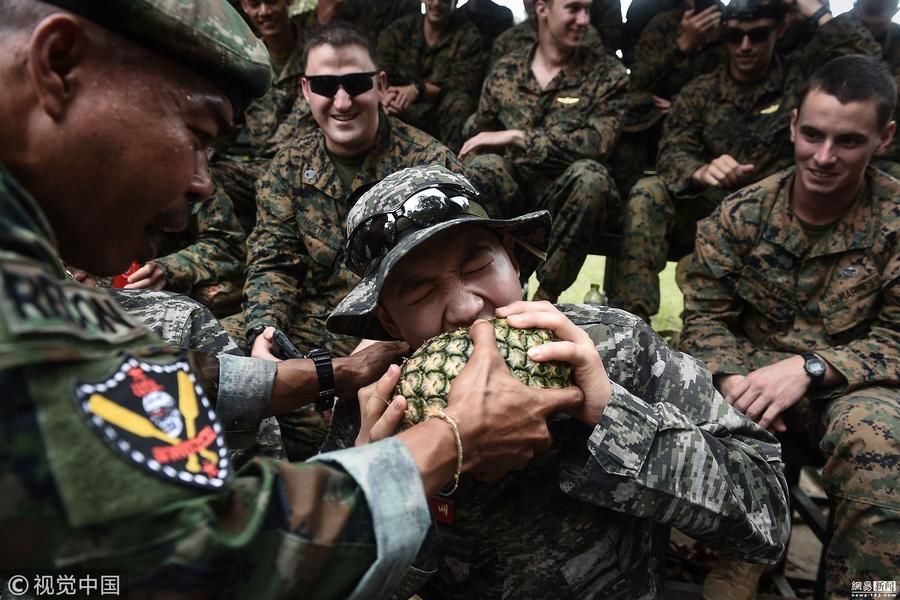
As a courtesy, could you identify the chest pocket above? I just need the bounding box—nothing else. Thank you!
[818,255,882,340]
[294,196,346,272]
[734,264,797,329]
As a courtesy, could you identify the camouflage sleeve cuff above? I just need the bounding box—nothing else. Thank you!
[311,439,431,600]
[586,381,660,478]
[153,256,196,294]
[216,355,277,448]
[519,129,551,166]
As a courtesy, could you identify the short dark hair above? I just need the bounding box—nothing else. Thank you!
[797,55,897,130]
[302,22,378,72]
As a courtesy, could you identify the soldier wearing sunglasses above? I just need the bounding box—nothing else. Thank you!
[243,23,462,460]
[610,0,880,328]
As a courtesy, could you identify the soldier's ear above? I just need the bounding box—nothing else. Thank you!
[28,14,91,121]
[789,108,798,143]
[877,120,896,155]
[373,304,402,339]
[300,77,311,103]
[375,70,388,94]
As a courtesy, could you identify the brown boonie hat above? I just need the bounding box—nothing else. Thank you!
[326,165,551,341]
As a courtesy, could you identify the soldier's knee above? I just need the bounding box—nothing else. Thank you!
[821,389,900,506]
[627,175,673,213]
[564,160,616,199]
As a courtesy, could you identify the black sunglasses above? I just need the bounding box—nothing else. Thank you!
[305,71,378,98]
[346,183,488,276]
[723,26,774,44]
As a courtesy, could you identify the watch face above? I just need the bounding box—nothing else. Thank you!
[807,358,826,377]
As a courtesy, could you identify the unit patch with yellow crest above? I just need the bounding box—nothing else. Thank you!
[74,355,230,491]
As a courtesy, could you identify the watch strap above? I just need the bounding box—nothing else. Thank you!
[307,348,335,412]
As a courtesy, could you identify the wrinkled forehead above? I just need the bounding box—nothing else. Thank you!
[384,224,506,283]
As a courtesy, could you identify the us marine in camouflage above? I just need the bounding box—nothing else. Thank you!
[122,187,247,320]
[489,0,606,66]
[461,0,628,303]
[243,24,461,459]
[611,0,726,197]
[609,0,881,322]
[213,0,330,233]
[324,165,790,600]
[680,55,900,599]
[853,0,900,172]
[457,0,515,51]
[376,0,486,153]
[0,2,578,597]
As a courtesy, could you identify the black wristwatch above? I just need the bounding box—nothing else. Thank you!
[801,352,826,388]
[413,79,425,102]
[307,348,336,412]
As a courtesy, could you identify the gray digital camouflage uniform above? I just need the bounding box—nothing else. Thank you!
[329,306,791,599]
[465,43,628,300]
[680,167,900,599]
[610,12,881,320]
[244,115,460,459]
[377,12,487,152]
[322,165,790,600]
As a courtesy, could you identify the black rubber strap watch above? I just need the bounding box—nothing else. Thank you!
[801,352,827,389]
[307,348,336,412]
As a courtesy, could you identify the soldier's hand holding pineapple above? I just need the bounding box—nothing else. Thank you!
[357,318,585,482]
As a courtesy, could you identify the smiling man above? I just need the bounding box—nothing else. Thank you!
[610,0,880,324]
[461,0,628,303]
[0,3,574,596]
[324,165,790,599]
[243,23,461,459]
[680,55,900,599]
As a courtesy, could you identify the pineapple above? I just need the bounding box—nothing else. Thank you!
[395,318,573,429]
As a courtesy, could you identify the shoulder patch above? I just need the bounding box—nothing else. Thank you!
[0,259,145,344]
[74,356,230,491]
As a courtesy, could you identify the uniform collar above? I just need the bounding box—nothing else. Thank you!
[762,167,876,258]
[0,162,66,277]
[304,112,396,199]
[717,53,785,111]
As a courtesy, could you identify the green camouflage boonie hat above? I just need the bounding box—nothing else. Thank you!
[45,0,273,109]
[326,165,552,341]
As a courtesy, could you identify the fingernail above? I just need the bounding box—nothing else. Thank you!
[528,347,543,359]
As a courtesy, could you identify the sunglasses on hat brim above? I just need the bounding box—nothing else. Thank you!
[304,71,378,97]
[346,183,488,276]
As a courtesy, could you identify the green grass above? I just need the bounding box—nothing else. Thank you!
[527,256,684,332]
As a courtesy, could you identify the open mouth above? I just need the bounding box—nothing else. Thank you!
[331,113,359,123]
[808,167,837,180]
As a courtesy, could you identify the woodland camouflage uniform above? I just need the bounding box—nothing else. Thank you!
[680,167,900,597]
